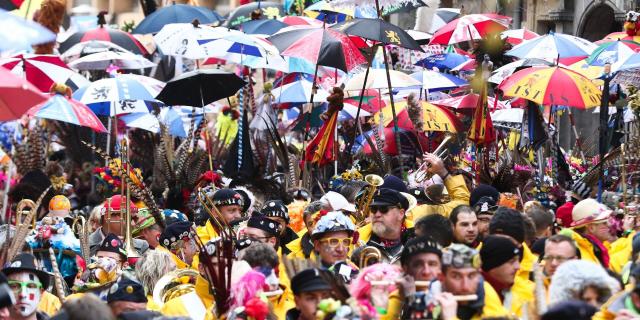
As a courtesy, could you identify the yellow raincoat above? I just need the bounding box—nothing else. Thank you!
[609,231,635,274]
[407,175,470,220]
[506,276,535,318]
[196,220,220,245]
[559,228,608,267]
[285,229,310,258]
[38,291,61,316]
[516,243,537,282]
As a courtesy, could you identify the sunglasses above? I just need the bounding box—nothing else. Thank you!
[369,205,397,214]
[320,237,352,248]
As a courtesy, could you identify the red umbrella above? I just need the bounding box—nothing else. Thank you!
[361,127,426,156]
[27,90,107,133]
[59,22,148,55]
[0,67,47,121]
[430,13,511,45]
[0,54,89,92]
[279,16,323,26]
[501,28,539,45]
[432,93,508,110]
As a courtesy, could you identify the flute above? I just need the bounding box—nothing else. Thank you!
[369,280,477,301]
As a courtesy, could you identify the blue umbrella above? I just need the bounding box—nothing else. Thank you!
[73,76,161,116]
[506,32,597,61]
[133,4,224,34]
[241,19,287,35]
[612,52,640,72]
[160,107,203,137]
[415,53,470,70]
[0,9,56,52]
[410,70,468,92]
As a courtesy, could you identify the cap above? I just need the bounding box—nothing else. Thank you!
[290,268,332,295]
[2,253,51,290]
[211,189,243,207]
[400,236,443,266]
[97,233,127,259]
[442,244,480,269]
[571,198,612,228]
[159,221,195,251]
[107,277,147,303]
[132,208,156,236]
[381,175,408,193]
[311,211,356,240]
[370,188,409,210]
[479,235,522,272]
[162,209,188,225]
[473,196,498,215]
[260,200,289,223]
[246,215,281,237]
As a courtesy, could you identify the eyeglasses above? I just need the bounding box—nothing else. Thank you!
[320,237,352,248]
[542,255,575,263]
[369,205,397,214]
[8,280,42,293]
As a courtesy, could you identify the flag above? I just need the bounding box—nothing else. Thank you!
[467,81,496,145]
[305,111,338,166]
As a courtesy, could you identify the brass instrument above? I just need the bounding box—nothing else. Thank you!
[120,139,140,260]
[152,268,199,307]
[72,216,91,264]
[414,134,454,184]
[356,174,384,224]
[358,245,382,268]
[15,199,37,229]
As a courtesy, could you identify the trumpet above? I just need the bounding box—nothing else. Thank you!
[414,134,454,184]
[356,174,384,224]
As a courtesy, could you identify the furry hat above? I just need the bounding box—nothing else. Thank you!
[548,260,620,306]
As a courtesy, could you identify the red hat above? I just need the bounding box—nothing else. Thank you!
[101,195,137,216]
[556,202,574,228]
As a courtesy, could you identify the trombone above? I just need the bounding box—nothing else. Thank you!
[414,134,454,184]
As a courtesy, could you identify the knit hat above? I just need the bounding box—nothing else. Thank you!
[571,181,592,201]
[400,236,443,266]
[107,277,147,303]
[556,202,574,228]
[97,233,127,260]
[470,184,500,208]
[260,200,289,223]
[479,235,522,272]
[571,198,612,228]
[159,221,195,251]
[489,207,526,243]
[246,215,281,237]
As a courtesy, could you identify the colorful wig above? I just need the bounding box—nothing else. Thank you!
[350,263,402,317]
[230,269,266,311]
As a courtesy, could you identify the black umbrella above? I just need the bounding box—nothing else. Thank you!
[156,69,245,107]
[224,1,284,29]
[331,18,422,50]
[0,0,21,11]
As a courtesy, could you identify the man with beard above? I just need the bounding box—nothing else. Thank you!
[357,188,412,263]
[3,253,51,320]
[196,189,245,244]
[450,205,479,247]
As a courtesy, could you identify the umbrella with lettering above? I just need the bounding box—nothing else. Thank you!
[73,75,162,115]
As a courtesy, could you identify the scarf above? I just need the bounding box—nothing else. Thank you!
[584,233,610,268]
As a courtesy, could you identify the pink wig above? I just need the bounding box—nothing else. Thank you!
[350,263,402,316]
[230,269,266,310]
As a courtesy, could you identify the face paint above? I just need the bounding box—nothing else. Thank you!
[7,272,42,317]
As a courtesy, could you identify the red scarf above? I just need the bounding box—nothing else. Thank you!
[584,233,610,268]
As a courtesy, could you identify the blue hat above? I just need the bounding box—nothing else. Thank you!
[159,221,194,250]
[98,233,127,259]
[162,209,188,225]
[311,211,355,240]
[382,175,408,193]
[107,277,147,303]
[370,188,410,210]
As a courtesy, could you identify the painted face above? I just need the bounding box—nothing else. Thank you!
[7,272,42,318]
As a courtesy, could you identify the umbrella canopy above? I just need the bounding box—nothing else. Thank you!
[241,19,287,35]
[0,8,55,52]
[344,69,421,93]
[60,40,130,63]
[428,8,461,34]
[133,4,224,34]
[410,70,468,92]
[406,29,432,45]
[279,16,323,26]
[488,58,554,84]
[0,54,90,92]
[0,0,22,10]
[73,75,161,115]
[154,22,240,59]
[612,52,640,72]
[357,127,423,156]
[268,26,366,72]
[0,67,47,120]
[501,28,539,45]
[568,59,603,81]
[415,52,470,70]
[375,100,461,132]
[305,1,377,20]
[430,13,511,45]
[159,106,203,137]
[272,79,330,103]
[498,66,601,108]
[225,2,284,28]
[27,93,107,132]
[432,93,508,110]
[506,32,597,62]
[68,51,155,70]
[600,31,640,43]
[120,112,159,133]
[156,69,245,107]
[491,108,524,123]
[585,40,640,66]
[60,25,148,55]
[331,18,422,50]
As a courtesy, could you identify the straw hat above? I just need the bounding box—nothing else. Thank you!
[571,198,612,228]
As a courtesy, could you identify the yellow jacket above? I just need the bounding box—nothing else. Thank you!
[560,228,605,267]
[357,219,414,246]
[407,175,470,220]
[196,221,220,245]
[609,232,635,274]
[507,276,535,318]
[285,229,310,259]
[38,291,62,316]
[516,243,537,282]
[147,294,162,311]
[156,245,190,269]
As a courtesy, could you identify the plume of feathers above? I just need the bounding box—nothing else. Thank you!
[406,93,423,131]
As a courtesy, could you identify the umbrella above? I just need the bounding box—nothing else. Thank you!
[73,75,161,115]
[0,0,22,10]
[279,16,323,26]
[0,67,47,120]
[357,127,423,156]
[339,102,371,120]
[60,40,130,63]
[0,8,55,52]
[0,54,90,92]
[410,70,468,92]
[59,23,148,55]
[156,69,245,107]
[612,52,640,73]
[27,92,107,133]
[585,40,640,66]
[375,100,461,132]
[600,31,640,43]
[491,108,524,123]
[305,0,377,20]
[332,18,421,50]
[406,29,431,45]
[241,19,287,35]
[415,52,470,70]
[119,112,160,133]
[568,59,603,81]
[498,66,601,108]
[428,8,461,34]
[225,2,284,28]
[272,79,330,103]
[451,59,476,72]
[133,4,224,34]
[501,28,539,45]
[432,93,508,110]
[506,32,597,62]
[154,22,240,59]
[68,51,155,70]
[488,58,554,84]
[430,13,511,45]
[159,106,203,137]
[344,69,421,93]
[268,26,366,72]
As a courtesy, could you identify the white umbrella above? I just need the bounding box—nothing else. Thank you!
[428,8,461,34]
[154,23,240,59]
[271,79,330,103]
[61,40,130,63]
[200,33,289,71]
[506,32,597,62]
[68,51,155,70]
[488,58,554,84]
[120,112,160,133]
[410,70,468,91]
[491,108,524,123]
[344,69,421,93]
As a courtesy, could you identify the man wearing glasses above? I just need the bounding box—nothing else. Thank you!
[311,211,356,270]
[2,253,51,320]
[560,198,613,268]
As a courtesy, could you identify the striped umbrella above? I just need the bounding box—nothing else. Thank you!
[73,75,161,115]
[0,54,89,92]
[415,52,470,70]
[59,25,148,55]
[488,58,553,84]
[428,8,461,34]
[501,28,539,45]
[432,93,508,110]
[272,79,330,103]
[586,40,640,66]
[410,70,468,92]
[599,32,640,44]
[506,32,597,62]
[0,67,47,120]
[27,92,107,133]
[430,13,511,45]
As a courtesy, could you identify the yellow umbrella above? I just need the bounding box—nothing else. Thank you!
[568,59,604,85]
[373,100,461,132]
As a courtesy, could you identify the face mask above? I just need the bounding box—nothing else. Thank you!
[8,272,42,317]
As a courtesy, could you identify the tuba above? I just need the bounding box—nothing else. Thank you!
[152,268,200,307]
[358,245,382,269]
